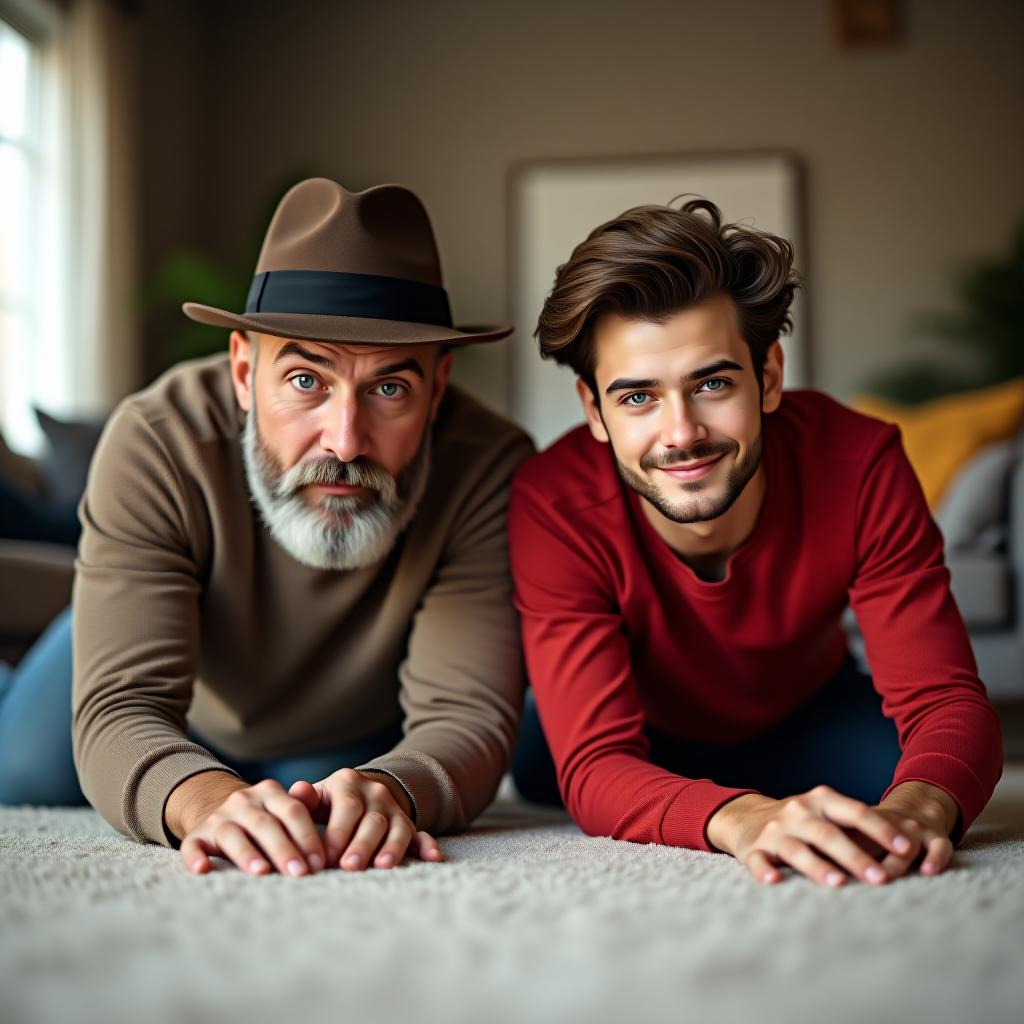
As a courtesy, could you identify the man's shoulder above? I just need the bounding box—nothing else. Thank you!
[771,388,897,466]
[511,423,621,516]
[116,353,240,450]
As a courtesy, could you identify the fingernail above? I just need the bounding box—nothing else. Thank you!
[377,853,394,868]
[866,866,886,884]
[190,859,205,873]
[286,858,305,876]
[249,858,267,874]
[344,853,361,869]
[762,871,776,884]
[893,836,911,853]
[826,870,845,887]
[308,853,323,871]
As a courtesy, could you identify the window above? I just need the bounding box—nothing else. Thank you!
[0,2,67,454]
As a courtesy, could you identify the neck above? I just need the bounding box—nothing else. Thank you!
[641,461,767,563]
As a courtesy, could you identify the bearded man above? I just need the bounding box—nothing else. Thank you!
[0,178,533,879]
[507,199,1003,888]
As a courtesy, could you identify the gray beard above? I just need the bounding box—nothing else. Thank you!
[241,403,432,571]
[615,427,764,525]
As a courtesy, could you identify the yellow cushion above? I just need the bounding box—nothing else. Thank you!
[852,377,1024,508]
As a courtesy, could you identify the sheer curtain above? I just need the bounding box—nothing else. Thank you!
[0,0,139,452]
[61,0,140,415]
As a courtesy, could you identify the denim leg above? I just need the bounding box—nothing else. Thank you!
[646,656,903,804]
[0,606,85,806]
[510,689,563,806]
[511,656,903,808]
[253,719,406,789]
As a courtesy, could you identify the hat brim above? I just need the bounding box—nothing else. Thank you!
[182,303,513,346]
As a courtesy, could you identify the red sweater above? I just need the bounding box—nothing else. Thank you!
[509,389,1003,852]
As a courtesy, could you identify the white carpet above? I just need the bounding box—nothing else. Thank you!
[2,767,1023,1024]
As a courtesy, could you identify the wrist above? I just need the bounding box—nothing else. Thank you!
[359,770,414,821]
[165,770,248,841]
[705,792,776,856]
[881,781,960,836]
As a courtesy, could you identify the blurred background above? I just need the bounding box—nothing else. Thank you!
[1,0,1023,703]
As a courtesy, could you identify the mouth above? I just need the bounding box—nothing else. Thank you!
[656,453,726,482]
[305,482,371,497]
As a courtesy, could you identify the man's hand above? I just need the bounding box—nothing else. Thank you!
[172,769,444,876]
[856,780,959,880]
[288,768,444,871]
[174,776,329,876]
[706,784,927,887]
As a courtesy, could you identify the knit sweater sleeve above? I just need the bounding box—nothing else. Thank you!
[508,473,758,853]
[848,425,1003,843]
[71,404,241,848]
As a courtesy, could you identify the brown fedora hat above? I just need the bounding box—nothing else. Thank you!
[183,178,512,346]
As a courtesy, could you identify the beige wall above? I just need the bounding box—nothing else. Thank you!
[139,0,1024,426]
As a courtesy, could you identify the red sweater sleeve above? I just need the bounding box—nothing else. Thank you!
[849,426,1004,843]
[508,477,758,853]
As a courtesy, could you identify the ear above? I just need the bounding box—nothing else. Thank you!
[429,348,454,422]
[229,330,255,412]
[576,378,609,444]
[761,340,785,415]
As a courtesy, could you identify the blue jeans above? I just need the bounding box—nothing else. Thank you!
[0,606,403,806]
[511,654,903,808]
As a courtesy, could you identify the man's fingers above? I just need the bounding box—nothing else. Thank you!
[235,808,311,877]
[793,816,892,885]
[409,831,444,863]
[321,787,366,868]
[919,834,954,875]
[814,789,915,857]
[774,835,852,888]
[340,810,390,871]
[288,780,320,813]
[372,818,415,869]
[212,820,272,876]
[180,835,217,875]
[746,848,783,885]
[265,791,326,872]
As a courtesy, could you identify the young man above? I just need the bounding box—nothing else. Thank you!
[508,199,1003,888]
[0,178,533,878]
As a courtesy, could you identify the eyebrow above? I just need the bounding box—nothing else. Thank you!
[273,343,425,380]
[604,359,744,396]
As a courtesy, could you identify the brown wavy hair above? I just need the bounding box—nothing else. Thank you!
[535,198,801,394]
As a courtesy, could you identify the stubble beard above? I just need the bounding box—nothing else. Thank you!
[615,426,764,525]
[241,401,432,570]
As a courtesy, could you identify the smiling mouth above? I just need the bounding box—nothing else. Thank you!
[656,453,725,480]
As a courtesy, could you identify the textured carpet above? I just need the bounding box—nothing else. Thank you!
[2,767,1023,1024]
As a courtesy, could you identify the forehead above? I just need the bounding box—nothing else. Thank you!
[591,293,749,380]
[263,335,436,372]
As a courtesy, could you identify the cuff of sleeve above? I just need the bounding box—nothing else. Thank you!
[355,751,463,834]
[124,745,242,848]
[660,780,761,853]
[881,752,984,844]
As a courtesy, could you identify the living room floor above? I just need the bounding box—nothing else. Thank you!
[2,765,1022,1024]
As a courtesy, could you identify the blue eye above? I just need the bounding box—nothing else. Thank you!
[700,378,729,393]
[624,392,649,407]
[376,381,404,398]
[292,374,318,391]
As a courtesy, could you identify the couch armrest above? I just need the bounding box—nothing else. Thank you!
[0,540,75,663]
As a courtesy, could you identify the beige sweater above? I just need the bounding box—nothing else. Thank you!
[71,354,534,847]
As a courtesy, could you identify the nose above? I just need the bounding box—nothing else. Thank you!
[319,394,369,463]
[660,394,707,452]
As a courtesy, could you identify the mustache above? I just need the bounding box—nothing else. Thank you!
[639,440,736,472]
[276,455,397,502]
